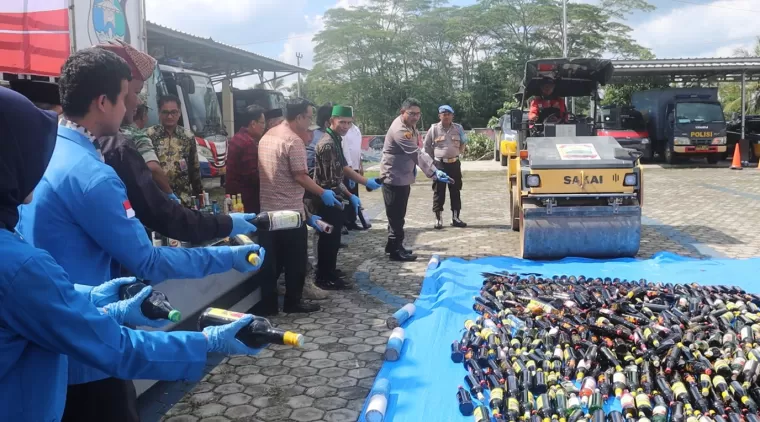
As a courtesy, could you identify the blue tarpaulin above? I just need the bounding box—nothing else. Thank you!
[359,252,760,422]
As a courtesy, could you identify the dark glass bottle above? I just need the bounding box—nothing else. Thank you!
[118,281,181,322]
[197,308,303,347]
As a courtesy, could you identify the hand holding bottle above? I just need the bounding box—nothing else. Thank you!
[434,170,451,183]
[349,195,361,214]
[89,276,138,307]
[307,215,325,233]
[320,189,341,208]
[103,285,171,328]
[229,213,258,236]
[203,314,265,355]
[231,244,265,273]
[365,178,383,191]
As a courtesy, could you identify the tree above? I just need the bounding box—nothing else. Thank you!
[306,0,655,134]
[255,78,285,91]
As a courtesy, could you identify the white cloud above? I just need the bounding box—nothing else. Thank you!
[146,0,279,37]
[632,0,758,59]
[275,0,372,89]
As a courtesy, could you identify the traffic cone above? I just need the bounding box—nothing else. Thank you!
[731,142,743,170]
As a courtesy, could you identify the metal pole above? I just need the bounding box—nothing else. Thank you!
[741,72,746,141]
[562,0,575,113]
[296,52,303,97]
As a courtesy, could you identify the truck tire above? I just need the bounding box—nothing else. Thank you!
[706,155,720,164]
[664,148,676,164]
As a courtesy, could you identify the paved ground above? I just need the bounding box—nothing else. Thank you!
[153,162,760,422]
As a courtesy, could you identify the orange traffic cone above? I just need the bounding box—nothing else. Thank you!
[731,142,743,170]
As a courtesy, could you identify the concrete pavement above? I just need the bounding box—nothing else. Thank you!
[144,164,760,422]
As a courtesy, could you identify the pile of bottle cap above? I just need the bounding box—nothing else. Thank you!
[451,272,760,422]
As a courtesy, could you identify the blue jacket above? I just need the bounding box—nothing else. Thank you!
[17,125,236,385]
[0,230,208,421]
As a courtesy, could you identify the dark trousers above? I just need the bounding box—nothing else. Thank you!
[343,176,359,225]
[432,159,463,212]
[62,378,139,422]
[317,202,345,277]
[383,184,411,245]
[255,224,308,311]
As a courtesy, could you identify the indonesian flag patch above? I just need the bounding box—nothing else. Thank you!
[123,200,136,218]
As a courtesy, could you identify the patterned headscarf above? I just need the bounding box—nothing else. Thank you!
[96,40,157,82]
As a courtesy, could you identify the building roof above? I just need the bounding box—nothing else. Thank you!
[146,21,307,80]
[610,57,760,83]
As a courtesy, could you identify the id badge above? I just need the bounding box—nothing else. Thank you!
[179,158,188,172]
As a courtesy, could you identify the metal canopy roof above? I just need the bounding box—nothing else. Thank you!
[609,57,760,83]
[146,21,308,81]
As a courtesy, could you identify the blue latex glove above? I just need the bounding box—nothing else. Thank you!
[307,215,325,232]
[89,276,138,308]
[365,178,382,191]
[231,244,266,273]
[320,189,341,207]
[348,179,356,190]
[230,213,258,236]
[434,170,451,183]
[203,314,264,355]
[349,195,361,214]
[103,285,171,328]
[168,192,180,203]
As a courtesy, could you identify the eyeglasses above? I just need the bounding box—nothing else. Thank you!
[160,110,180,117]
[405,111,421,117]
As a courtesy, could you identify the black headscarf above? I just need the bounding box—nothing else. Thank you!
[0,87,58,231]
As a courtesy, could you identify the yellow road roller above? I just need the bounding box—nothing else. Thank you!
[505,58,644,260]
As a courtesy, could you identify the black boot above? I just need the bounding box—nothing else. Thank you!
[434,211,443,230]
[389,246,418,262]
[385,241,413,255]
[451,210,467,228]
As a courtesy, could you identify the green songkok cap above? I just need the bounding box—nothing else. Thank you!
[331,105,354,118]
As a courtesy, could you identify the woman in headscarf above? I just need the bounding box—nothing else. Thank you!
[0,86,264,421]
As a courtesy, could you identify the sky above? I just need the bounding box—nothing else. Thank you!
[145,0,760,89]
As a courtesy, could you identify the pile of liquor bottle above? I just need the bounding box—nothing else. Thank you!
[452,272,760,422]
[150,193,247,247]
[190,192,246,216]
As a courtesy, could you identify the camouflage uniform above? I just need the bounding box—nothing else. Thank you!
[121,123,158,163]
[146,125,203,207]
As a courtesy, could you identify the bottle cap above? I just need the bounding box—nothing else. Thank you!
[283,331,304,347]
[168,309,182,323]
[247,252,260,266]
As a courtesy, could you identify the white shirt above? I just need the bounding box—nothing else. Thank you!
[342,124,363,169]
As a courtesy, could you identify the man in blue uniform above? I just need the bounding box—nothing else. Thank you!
[16,48,266,421]
[0,86,265,422]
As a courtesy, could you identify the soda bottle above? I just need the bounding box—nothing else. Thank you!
[248,210,303,231]
[197,308,303,348]
[118,281,181,322]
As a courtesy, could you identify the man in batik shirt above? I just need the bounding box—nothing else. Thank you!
[147,94,204,206]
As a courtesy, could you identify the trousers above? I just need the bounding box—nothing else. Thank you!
[317,202,345,277]
[254,224,308,311]
[432,159,463,212]
[343,176,359,225]
[62,377,139,422]
[383,184,411,245]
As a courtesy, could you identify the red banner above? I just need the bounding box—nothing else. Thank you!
[0,4,70,76]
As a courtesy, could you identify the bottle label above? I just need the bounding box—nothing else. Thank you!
[206,308,244,322]
[491,388,504,402]
[268,210,302,230]
[671,382,687,399]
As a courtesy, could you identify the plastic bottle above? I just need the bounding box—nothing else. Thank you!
[118,281,181,322]
[197,308,303,348]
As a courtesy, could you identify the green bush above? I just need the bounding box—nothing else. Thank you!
[463,133,495,161]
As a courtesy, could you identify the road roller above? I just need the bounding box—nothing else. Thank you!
[504,58,644,260]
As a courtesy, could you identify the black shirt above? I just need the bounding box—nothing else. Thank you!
[98,131,233,244]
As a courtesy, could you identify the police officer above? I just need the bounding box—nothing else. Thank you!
[424,105,468,229]
[379,98,451,262]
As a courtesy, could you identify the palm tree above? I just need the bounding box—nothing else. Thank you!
[724,37,760,114]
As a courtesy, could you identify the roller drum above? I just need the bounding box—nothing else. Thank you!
[520,203,641,260]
